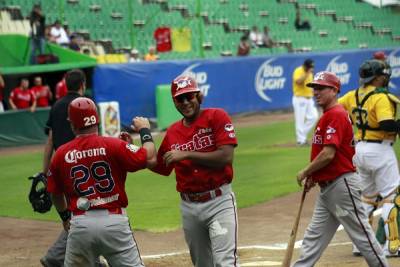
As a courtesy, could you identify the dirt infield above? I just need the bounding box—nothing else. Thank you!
[1,111,397,266]
[1,189,397,267]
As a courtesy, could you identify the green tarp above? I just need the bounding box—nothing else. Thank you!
[0,108,49,147]
[0,34,97,74]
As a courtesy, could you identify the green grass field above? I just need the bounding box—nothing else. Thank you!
[2,119,398,232]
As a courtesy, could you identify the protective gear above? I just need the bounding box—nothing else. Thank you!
[28,172,52,213]
[171,76,200,98]
[359,59,392,85]
[306,71,341,92]
[387,204,400,254]
[68,97,99,130]
[352,86,399,140]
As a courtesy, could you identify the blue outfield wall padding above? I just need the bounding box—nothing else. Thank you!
[93,48,400,126]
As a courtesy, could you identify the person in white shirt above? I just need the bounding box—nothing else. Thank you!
[128,49,142,63]
[249,26,263,48]
[50,20,70,47]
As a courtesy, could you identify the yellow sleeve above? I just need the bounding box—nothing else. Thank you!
[375,94,396,122]
[292,67,301,82]
[338,92,350,112]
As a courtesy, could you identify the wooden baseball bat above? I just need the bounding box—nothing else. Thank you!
[281,187,307,267]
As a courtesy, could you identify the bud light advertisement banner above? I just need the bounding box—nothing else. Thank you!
[93,48,400,126]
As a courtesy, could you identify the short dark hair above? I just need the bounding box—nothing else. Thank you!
[303,59,314,69]
[65,69,86,92]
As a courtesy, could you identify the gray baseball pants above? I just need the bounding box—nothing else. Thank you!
[65,209,144,267]
[293,172,388,267]
[180,184,240,267]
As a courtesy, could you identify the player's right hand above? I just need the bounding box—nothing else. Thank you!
[131,116,150,132]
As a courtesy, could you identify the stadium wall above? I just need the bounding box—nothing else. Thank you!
[0,108,49,147]
[93,48,400,127]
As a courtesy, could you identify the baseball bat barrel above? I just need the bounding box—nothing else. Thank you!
[281,187,307,267]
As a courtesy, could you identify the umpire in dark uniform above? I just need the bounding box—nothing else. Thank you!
[40,69,86,267]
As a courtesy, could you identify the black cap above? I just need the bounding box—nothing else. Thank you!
[304,59,314,69]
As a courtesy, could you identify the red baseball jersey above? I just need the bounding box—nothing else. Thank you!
[55,79,67,100]
[153,108,238,193]
[47,134,147,212]
[9,87,35,109]
[310,104,356,182]
[154,27,172,52]
[31,85,50,107]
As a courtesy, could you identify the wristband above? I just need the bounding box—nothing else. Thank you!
[139,128,153,144]
[58,209,71,222]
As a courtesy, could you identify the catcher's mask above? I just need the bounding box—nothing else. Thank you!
[28,173,52,213]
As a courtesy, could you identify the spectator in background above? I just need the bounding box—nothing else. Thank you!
[31,76,52,108]
[249,26,263,48]
[45,24,56,43]
[261,26,275,48]
[128,49,142,62]
[82,48,91,56]
[237,35,250,56]
[9,78,36,112]
[295,10,311,31]
[50,20,70,47]
[144,46,158,61]
[55,75,68,100]
[68,34,81,52]
[0,72,4,112]
[29,4,46,64]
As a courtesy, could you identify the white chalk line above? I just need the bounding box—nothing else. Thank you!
[142,209,382,260]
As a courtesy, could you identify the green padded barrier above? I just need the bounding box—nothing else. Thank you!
[0,107,49,147]
[155,84,182,130]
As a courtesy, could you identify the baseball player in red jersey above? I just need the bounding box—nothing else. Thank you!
[0,72,5,112]
[9,78,36,112]
[151,76,240,266]
[294,72,388,267]
[31,76,52,107]
[47,97,156,266]
[55,77,68,100]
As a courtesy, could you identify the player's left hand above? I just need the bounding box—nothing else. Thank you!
[304,178,316,192]
[119,131,132,143]
[163,150,187,166]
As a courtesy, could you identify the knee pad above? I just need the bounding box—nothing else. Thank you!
[382,189,400,254]
[386,204,400,254]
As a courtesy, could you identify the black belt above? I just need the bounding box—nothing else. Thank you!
[360,139,393,146]
[318,179,336,188]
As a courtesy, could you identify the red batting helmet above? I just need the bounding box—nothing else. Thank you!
[68,97,99,129]
[306,71,341,92]
[171,76,200,98]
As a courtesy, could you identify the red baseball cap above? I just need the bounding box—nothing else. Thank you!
[306,71,341,92]
[171,76,200,98]
[373,51,386,61]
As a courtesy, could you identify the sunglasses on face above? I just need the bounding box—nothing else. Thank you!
[174,92,197,103]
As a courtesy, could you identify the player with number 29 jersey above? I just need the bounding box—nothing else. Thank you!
[47,135,147,213]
